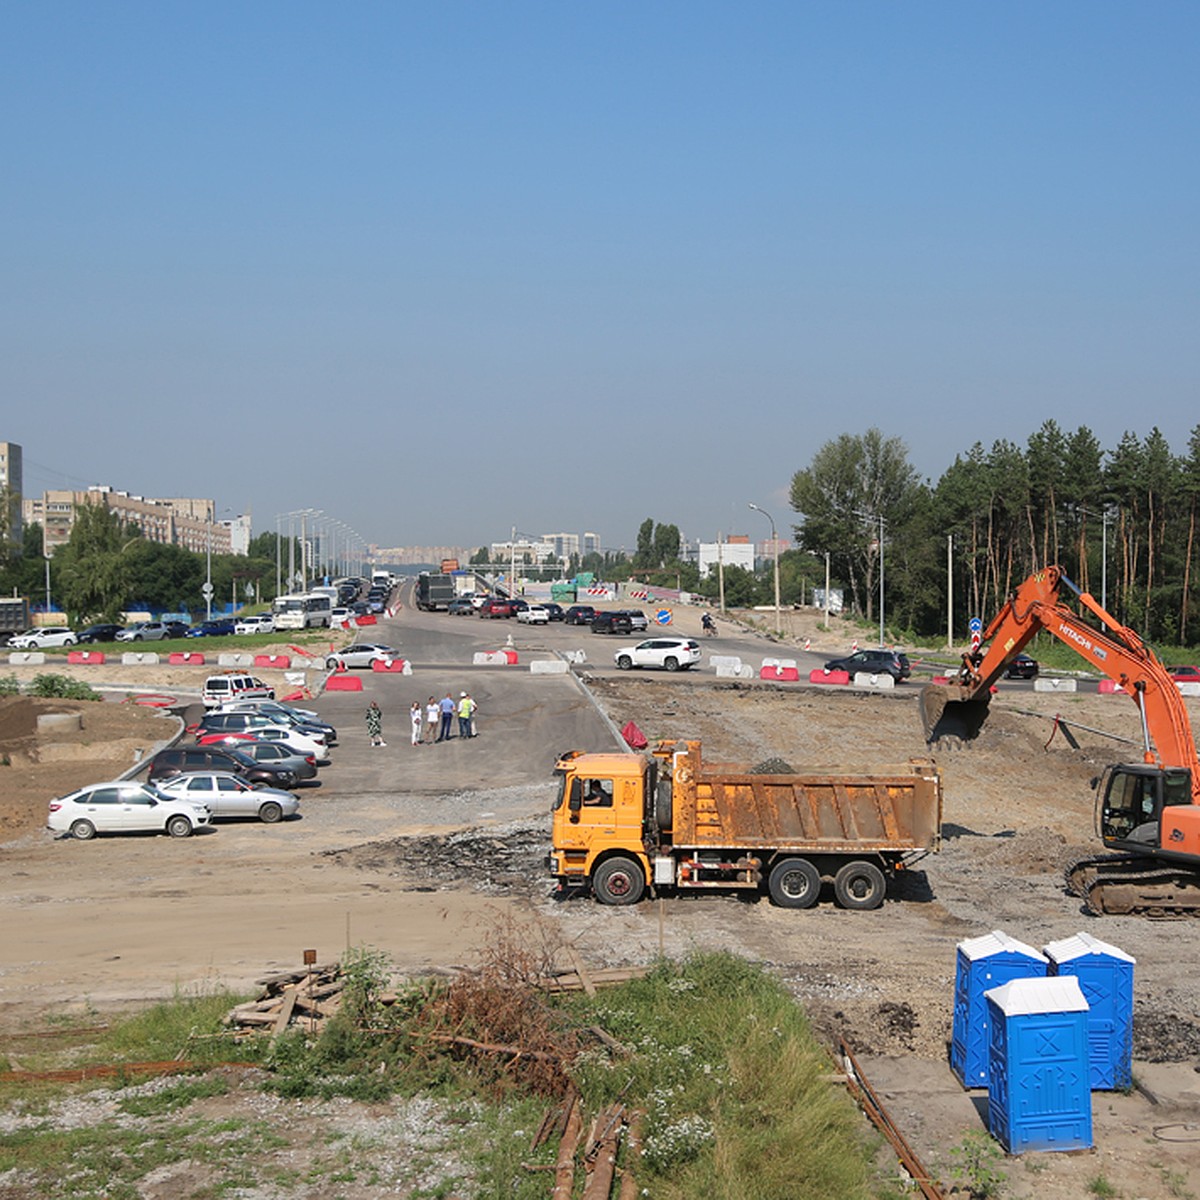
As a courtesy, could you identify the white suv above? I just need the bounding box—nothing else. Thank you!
[202,673,276,709]
[10,626,77,649]
[517,605,550,624]
[614,637,702,672]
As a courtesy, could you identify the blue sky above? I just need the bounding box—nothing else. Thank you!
[4,2,1198,552]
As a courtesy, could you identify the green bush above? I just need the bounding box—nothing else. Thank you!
[0,674,19,695]
[29,674,100,701]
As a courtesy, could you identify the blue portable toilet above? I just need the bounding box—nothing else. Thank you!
[985,975,1093,1154]
[951,931,1048,1089]
[1044,932,1136,1090]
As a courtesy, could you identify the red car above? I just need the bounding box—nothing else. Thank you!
[482,599,513,618]
[1167,665,1200,683]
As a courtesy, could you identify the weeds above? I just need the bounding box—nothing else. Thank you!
[28,673,100,700]
[948,1129,1008,1198]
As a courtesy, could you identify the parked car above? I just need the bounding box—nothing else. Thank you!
[48,781,211,840]
[564,605,596,625]
[187,618,237,638]
[1004,653,1040,680]
[234,740,318,782]
[328,607,353,627]
[163,620,191,640]
[482,599,513,619]
[146,745,298,789]
[116,621,173,642]
[614,637,703,672]
[822,649,911,682]
[509,599,529,616]
[1167,664,1200,683]
[76,623,124,644]
[155,772,299,823]
[543,603,565,621]
[216,699,336,743]
[448,598,475,616]
[194,710,329,751]
[517,604,550,624]
[235,613,275,635]
[617,609,649,632]
[591,611,633,635]
[9,626,77,649]
[196,723,328,761]
[202,673,275,709]
[325,643,403,670]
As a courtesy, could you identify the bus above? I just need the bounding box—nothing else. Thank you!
[271,592,333,630]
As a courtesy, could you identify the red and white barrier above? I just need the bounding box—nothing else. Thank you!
[371,658,411,674]
[325,674,363,692]
[68,650,106,665]
[168,652,205,666]
[1098,679,1119,695]
[254,654,292,669]
[760,658,800,681]
[811,668,850,685]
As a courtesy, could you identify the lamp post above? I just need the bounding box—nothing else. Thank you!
[1079,505,1115,611]
[747,503,781,635]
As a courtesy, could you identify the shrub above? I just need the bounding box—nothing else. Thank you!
[29,674,100,701]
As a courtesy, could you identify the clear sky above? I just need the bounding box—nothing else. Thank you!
[4,2,1198,553]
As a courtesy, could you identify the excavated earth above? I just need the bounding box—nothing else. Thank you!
[5,676,1200,1198]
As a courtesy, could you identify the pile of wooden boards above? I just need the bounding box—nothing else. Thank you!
[225,963,344,1038]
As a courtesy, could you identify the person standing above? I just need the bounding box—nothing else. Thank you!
[438,692,455,741]
[457,691,476,739]
[365,701,385,748]
[425,696,439,743]
[410,700,423,746]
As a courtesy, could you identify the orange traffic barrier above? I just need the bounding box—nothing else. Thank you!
[325,674,363,691]
[355,614,378,626]
[168,652,205,666]
[254,654,291,668]
[67,650,105,665]
[810,668,850,685]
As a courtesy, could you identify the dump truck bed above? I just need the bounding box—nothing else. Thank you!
[667,750,942,854]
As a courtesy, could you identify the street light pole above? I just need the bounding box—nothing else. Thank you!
[748,503,781,635]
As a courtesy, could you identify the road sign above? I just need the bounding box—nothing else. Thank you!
[968,617,982,635]
[201,582,214,599]
[655,609,672,625]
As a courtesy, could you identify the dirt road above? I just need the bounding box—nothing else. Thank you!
[3,651,1200,1197]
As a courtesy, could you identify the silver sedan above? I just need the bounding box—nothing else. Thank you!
[325,643,403,670]
[155,772,300,823]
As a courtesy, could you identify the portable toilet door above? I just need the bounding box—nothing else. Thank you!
[985,975,1092,1155]
[1044,932,1136,1091]
[951,930,1048,1089]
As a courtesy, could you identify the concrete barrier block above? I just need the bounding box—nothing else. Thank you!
[217,652,254,667]
[473,651,506,665]
[710,655,743,671]
[1034,677,1078,693]
[67,650,106,665]
[168,652,205,666]
[760,658,799,681]
[324,674,363,691]
[530,659,569,675]
[852,671,896,690]
[284,671,307,686]
[716,662,754,679]
[290,657,321,670]
[254,654,292,669]
[811,668,850,685]
[371,658,410,673]
[1176,682,1200,698]
[121,652,161,666]
[563,649,588,664]
[7,652,46,666]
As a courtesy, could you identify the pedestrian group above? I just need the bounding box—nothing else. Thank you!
[371,690,478,748]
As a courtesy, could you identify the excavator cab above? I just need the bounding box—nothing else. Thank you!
[1097,764,1192,850]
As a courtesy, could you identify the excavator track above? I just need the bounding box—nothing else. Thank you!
[1065,854,1200,918]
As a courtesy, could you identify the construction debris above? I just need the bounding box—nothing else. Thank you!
[225,962,344,1037]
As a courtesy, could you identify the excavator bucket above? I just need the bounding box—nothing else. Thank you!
[920,683,992,745]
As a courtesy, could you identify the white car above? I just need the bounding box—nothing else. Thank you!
[156,772,299,823]
[517,605,550,625]
[614,637,703,672]
[325,643,403,670]
[234,614,275,635]
[48,781,211,840]
[9,626,77,649]
[329,607,354,627]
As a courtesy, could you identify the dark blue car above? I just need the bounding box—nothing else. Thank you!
[187,618,237,638]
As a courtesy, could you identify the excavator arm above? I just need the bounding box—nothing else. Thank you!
[922,567,1200,801]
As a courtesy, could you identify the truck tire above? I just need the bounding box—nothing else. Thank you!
[592,856,645,906]
[654,782,673,832]
[833,861,887,910]
[767,857,821,908]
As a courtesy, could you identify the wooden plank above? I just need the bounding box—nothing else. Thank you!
[271,985,300,1038]
[564,945,597,996]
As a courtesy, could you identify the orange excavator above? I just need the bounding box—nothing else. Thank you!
[921,565,1200,915]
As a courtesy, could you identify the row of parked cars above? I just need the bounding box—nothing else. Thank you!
[47,685,339,841]
[11,614,279,648]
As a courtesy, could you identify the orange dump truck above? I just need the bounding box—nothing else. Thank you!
[549,739,942,910]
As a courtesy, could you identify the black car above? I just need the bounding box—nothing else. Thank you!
[1004,653,1039,680]
[164,620,190,640]
[591,611,633,635]
[564,605,597,625]
[823,648,911,682]
[543,603,565,621]
[77,623,124,643]
[146,745,298,788]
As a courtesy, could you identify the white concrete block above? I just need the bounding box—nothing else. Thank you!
[217,652,254,667]
[710,655,744,671]
[852,671,895,689]
[563,649,588,664]
[473,651,508,665]
[121,652,161,666]
[716,663,754,679]
[530,660,569,675]
[1175,682,1200,697]
[1034,677,1078,693]
[7,651,46,666]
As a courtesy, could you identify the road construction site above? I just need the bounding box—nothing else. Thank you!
[3,598,1200,1197]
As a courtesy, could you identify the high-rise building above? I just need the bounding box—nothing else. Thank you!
[0,441,22,548]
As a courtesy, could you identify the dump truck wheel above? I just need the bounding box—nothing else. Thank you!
[593,856,645,906]
[833,861,886,910]
[767,857,820,908]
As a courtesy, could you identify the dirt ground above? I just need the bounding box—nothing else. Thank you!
[4,657,1200,1198]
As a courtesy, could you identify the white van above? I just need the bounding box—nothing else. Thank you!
[202,673,275,709]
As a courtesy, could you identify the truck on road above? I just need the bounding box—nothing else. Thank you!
[549,739,942,910]
[1,597,31,645]
[415,572,455,612]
